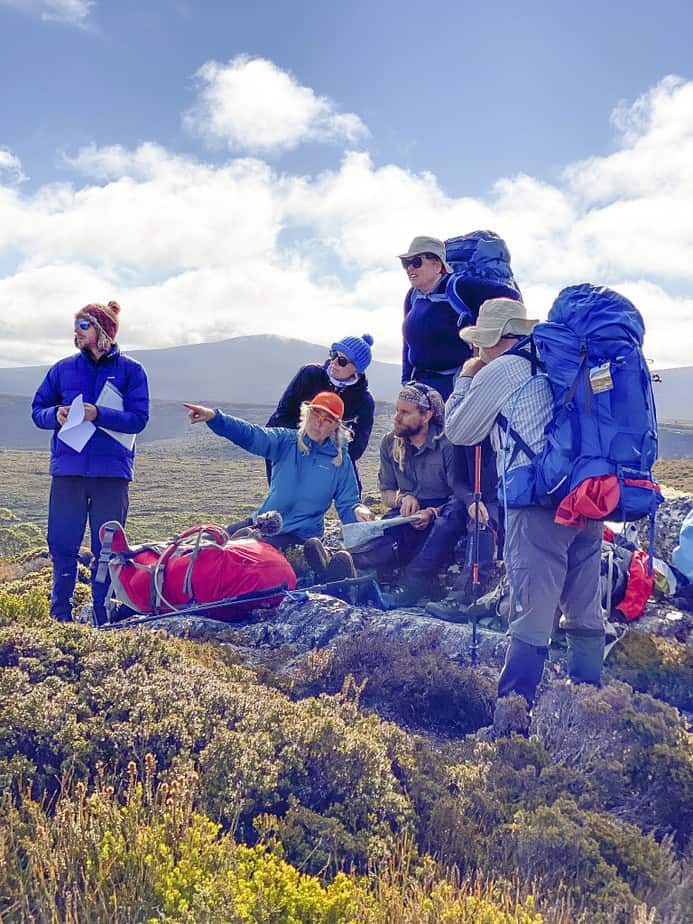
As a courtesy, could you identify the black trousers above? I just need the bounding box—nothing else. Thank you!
[47,475,129,620]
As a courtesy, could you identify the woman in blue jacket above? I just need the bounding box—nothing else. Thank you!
[184,391,373,550]
[32,301,149,623]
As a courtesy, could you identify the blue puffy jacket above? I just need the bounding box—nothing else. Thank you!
[207,411,360,540]
[31,345,149,480]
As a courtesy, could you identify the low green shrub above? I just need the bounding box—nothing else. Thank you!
[0,593,418,874]
[289,630,495,736]
[0,523,45,559]
[606,631,693,711]
[0,585,689,921]
[499,796,678,922]
[532,682,693,850]
[0,765,557,924]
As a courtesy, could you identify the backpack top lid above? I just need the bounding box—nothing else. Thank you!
[547,283,646,345]
[445,230,519,290]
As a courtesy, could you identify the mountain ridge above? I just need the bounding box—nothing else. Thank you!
[0,334,402,404]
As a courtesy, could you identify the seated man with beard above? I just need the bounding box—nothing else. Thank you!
[351,382,486,606]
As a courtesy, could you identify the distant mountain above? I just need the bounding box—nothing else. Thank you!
[0,394,397,456]
[651,366,693,422]
[0,335,402,404]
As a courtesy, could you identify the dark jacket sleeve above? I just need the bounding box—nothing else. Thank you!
[348,392,375,462]
[94,361,150,434]
[402,288,413,383]
[449,442,474,508]
[267,365,324,428]
[31,366,61,430]
[378,434,400,495]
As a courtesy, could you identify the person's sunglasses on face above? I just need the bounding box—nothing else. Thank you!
[400,252,437,270]
[329,350,351,367]
[310,407,336,424]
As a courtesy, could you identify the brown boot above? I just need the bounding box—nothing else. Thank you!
[303,538,330,578]
[325,550,356,580]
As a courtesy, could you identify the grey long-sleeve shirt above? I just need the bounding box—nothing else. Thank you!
[379,424,474,507]
[445,354,553,479]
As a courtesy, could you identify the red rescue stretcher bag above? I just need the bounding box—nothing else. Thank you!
[97,521,296,620]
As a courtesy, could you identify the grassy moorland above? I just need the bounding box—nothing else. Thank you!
[0,448,689,537]
[0,447,692,923]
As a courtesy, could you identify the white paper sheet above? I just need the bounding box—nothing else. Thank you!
[57,394,96,452]
[96,380,136,451]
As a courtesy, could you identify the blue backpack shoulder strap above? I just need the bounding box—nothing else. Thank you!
[444,274,474,326]
[495,335,544,464]
[505,334,543,376]
[496,413,536,464]
[407,276,474,326]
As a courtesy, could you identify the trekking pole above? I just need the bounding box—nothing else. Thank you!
[471,444,482,665]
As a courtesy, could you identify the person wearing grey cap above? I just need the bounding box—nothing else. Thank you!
[398,234,502,559]
[398,235,463,402]
[398,235,521,402]
[445,298,606,707]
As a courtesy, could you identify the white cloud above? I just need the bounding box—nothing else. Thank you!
[42,0,93,25]
[0,70,692,372]
[184,55,368,153]
[0,0,95,27]
[0,147,26,184]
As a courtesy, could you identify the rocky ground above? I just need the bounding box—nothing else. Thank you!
[101,489,693,706]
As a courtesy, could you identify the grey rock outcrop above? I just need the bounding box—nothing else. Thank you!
[107,492,693,675]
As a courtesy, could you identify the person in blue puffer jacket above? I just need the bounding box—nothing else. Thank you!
[184,391,373,551]
[31,301,149,623]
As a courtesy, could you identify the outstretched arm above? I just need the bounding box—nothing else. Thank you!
[185,403,285,461]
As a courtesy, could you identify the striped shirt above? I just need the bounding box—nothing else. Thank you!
[445,354,553,479]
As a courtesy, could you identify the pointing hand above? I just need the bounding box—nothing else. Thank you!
[183,402,215,424]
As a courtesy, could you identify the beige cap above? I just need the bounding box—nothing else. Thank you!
[397,236,452,273]
[459,298,538,347]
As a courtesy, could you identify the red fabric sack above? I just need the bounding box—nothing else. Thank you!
[99,522,296,620]
[615,548,654,621]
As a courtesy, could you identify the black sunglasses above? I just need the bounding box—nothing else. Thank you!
[329,350,351,367]
[400,252,438,269]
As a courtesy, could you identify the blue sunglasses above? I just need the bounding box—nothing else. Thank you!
[74,319,94,331]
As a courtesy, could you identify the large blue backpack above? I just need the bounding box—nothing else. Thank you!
[445,229,522,295]
[501,284,662,524]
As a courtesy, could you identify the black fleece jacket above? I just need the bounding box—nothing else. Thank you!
[266,362,375,462]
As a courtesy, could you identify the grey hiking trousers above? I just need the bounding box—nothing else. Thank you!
[505,507,604,648]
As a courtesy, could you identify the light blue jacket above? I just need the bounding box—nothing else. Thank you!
[208,412,360,541]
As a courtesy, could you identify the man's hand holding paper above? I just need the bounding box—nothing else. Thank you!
[57,394,96,452]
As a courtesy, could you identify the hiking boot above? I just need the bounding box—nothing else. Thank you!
[325,550,356,581]
[381,577,434,610]
[497,637,548,706]
[303,538,330,578]
[566,631,605,686]
[425,599,469,623]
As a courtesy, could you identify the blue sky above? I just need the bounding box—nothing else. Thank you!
[1,0,692,369]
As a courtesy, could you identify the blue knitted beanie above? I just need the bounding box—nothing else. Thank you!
[331,333,374,374]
